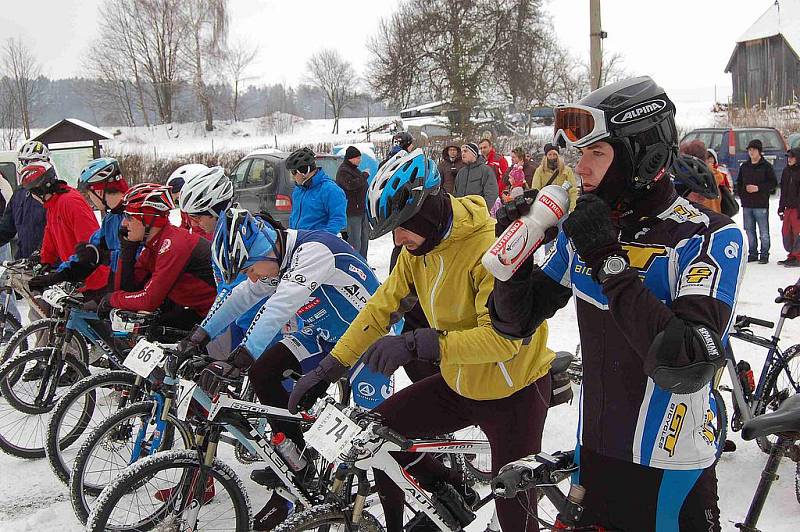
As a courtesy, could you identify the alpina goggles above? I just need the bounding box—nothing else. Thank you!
[553,104,609,149]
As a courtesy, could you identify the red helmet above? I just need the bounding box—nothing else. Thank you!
[122,183,175,228]
[20,162,60,194]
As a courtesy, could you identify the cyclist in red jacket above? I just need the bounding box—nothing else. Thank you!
[20,162,109,297]
[104,184,216,330]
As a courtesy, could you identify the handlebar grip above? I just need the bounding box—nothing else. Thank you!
[745,316,774,329]
[375,425,412,450]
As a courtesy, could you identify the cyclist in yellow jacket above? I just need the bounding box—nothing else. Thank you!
[289,149,554,532]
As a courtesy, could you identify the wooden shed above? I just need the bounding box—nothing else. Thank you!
[30,118,113,186]
[725,0,800,107]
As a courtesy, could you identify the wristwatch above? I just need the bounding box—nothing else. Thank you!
[595,254,629,284]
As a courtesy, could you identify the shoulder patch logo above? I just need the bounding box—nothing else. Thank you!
[159,239,171,254]
[349,263,367,281]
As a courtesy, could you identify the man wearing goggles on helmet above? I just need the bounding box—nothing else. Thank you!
[101,184,216,330]
[184,207,381,529]
[490,76,745,531]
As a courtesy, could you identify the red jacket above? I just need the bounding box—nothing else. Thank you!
[41,188,109,292]
[110,224,216,315]
[486,149,509,195]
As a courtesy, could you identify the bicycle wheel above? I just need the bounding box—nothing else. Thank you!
[86,449,251,532]
[274,503,383,531]
[712,387,727,464]
[0,347,90,458]
[456,425,492,484]
[71,400,195,524]
[755,344,800,453]
[45,370,142,485]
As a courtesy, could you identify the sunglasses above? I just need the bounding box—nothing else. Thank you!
[553,104,609,149]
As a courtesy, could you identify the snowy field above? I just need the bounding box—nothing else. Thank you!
[2,198,799,531]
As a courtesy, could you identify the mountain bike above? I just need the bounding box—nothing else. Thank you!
[45,308,187,484]
[717,287,800,456]
[735,393,800,530]
[274,398,494,531]
[0,283,93,458]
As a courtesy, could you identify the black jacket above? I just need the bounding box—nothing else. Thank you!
[335,160,368,217]
[736,157,777,209]
[0,188,46,258]
[779,151,800,212]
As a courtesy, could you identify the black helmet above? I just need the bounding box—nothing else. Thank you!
[554,76,678,193]
[392,131,414,150]
[671,155,719,200]
[285,147,317,172]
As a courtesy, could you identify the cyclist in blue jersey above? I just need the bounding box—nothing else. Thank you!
[182,208,381,529]
[490,77,745,531]
[28,157,129,292]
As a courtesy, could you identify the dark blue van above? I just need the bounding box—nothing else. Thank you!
[680,127,787,184]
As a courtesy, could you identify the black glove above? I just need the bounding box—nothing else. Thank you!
[362,328,441,377]
[28,270,69,291]
[227,344,255,372]
[198,361,240,396]
[495,189,538,235]
[562,195,622,278]
[97,293,114,319]
[287,354,349,414]
[178,325,211,359]
[74,242,100,266]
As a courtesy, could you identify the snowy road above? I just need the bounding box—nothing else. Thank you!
[1,199,799,531]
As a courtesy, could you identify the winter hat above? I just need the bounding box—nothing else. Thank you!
[344,145,361,161]
[544,143,560,155]
[399,191,453,256]
[786,148,800,160]
[706,148,719,164]
[463,142,480,159]
[746,139,763,152]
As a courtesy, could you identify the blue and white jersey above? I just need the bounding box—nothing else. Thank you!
[542,196,746,470]
[202,229,380,360]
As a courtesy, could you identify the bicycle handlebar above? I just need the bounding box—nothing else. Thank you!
[735,315,775,330]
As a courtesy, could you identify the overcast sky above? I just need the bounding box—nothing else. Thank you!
[0,0,779,104]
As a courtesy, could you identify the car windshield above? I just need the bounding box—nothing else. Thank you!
[736,130,784,152]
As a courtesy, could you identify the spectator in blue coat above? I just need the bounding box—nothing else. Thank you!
[285,147,347,234]
[0,141,48,259]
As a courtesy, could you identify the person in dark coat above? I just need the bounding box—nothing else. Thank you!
[437,144,464,194]
[778,147,800,266]
[736,138,778,263]
[335,146,370,259]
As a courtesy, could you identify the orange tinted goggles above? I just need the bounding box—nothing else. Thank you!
[553,105,608,148]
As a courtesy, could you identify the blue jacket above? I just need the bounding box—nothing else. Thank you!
[288,168,347,234]
[0,189,46,258]
[58,211,124,274]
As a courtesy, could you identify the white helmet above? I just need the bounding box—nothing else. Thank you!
[166,163,209,193]
[18,141,50,163]
[178,166,234,217]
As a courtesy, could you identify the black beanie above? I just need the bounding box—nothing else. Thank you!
[344,145,361,160]
[399,192,453,256]
[746,139,763,152]
[544,143,559,155]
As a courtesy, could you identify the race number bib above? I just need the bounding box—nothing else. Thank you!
[123,339,165,378]
[304,403,362,462]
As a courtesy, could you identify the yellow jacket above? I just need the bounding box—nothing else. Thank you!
[532,156,579,211]
[331,195,553,400]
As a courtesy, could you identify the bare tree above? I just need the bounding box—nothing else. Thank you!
[0,82,21,149]
[306,49,357,134]
[220,40,258,122]
[598,50,630,86]
[180,0,228,131]
[2,38,41,139]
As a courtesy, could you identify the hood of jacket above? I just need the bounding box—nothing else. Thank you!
[441,144,462,161]
[538,154,564,173]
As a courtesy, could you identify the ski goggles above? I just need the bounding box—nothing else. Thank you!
[553,104,609,148]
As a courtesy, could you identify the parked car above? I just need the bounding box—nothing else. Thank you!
[789,132,800,150]
[680,127,788,184]
[229,146,378,224]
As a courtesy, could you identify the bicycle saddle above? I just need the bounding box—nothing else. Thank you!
[742,394,800,441]
[550,351,574,374]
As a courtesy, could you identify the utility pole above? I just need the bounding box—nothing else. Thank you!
[589,0,606,90]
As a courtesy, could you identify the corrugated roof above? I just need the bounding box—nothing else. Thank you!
[737,0,800,56]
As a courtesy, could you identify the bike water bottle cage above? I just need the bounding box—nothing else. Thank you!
[646,318,726,395]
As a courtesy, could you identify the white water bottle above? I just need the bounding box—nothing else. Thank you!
[482,182,572,281]
[272,432,308,471]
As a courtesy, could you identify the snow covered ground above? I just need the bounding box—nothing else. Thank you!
[2,198,798,531]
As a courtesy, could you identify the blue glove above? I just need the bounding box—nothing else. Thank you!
[362,328,440,377]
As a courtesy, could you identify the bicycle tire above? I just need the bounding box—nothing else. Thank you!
[456,425,492,484]
[712,387,727,465]
[45,370,141,485]
[86,449,251,532]
[0,348,90,458]
[274,503,383,532]
[755,343,800,454]
[71,400,195,524]
[0,314,41,389]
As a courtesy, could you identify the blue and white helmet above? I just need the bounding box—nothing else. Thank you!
[366,148,441,238]
[212,207,279,284]
[78,157,123,191]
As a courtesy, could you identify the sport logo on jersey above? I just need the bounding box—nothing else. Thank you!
[660,402,687,457]
[621,243,669,272]
[685,266,713,284]
[159,239,172,255]
[348,264,367,281]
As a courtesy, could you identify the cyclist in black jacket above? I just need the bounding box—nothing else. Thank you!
[489,77,746,531]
